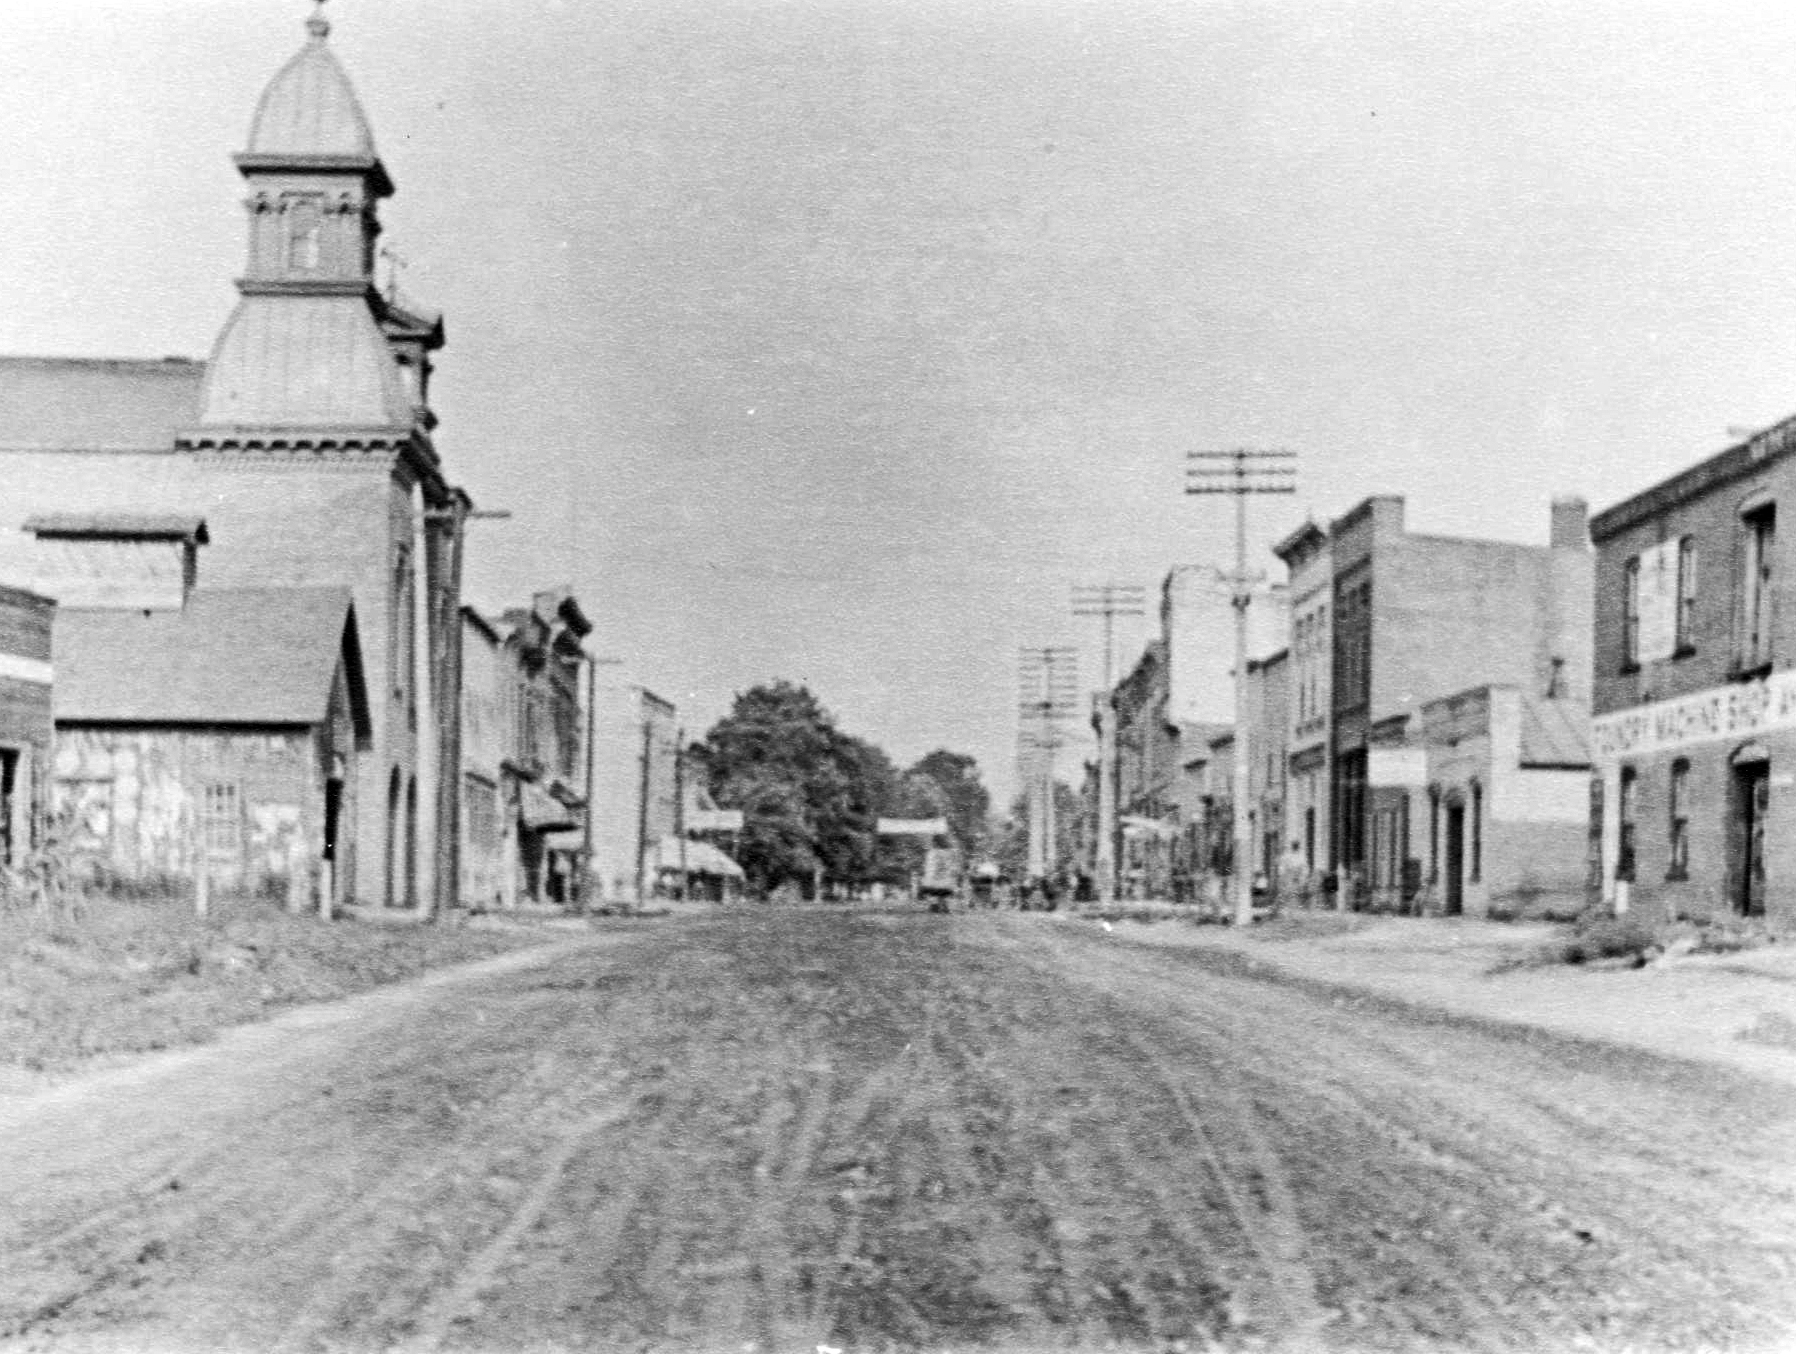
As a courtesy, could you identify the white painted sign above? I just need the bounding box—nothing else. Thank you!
[875,817,948,837]
[0,653,52,685]
[1368,747,1427,787]
[1592,670,1796,762]
[1635,538,1678,664]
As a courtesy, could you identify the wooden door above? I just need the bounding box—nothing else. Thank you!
[1739,764,1769,917]
[1445,805,1464,916]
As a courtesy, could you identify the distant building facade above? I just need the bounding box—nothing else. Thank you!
[459,607,509,910]
[497,590,591,906]
[588,683,679,902]
[1244,648,1291,891]
[1421,685,1590,917]
[1324,496,1592,909]
[1274,521,1332,876]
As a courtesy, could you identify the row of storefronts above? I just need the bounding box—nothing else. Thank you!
[1090,446,1796,933]
[1090,494,1599,919]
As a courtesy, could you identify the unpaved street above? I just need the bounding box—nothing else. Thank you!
[4,910,1796,1354]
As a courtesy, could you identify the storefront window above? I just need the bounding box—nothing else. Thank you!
[1668,759,1689,879]
[1617,767,1637,882]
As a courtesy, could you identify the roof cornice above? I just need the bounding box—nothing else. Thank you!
[233,152,393,198]
[1590,412,1796,542]
[235,278,377,300]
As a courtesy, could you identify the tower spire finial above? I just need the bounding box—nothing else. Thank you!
[306,0,330,40]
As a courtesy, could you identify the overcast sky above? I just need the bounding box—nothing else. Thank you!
[7,0,1796,803]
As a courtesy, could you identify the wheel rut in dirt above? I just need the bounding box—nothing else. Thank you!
[4,910,1796,1353]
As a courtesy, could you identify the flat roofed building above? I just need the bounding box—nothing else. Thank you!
[1589,415,1796,929]
[1323,495,1592,911]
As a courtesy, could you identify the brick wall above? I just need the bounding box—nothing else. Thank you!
[1592,455,1795,716]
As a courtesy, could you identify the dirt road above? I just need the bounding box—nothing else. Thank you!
[4,910,1795,1353]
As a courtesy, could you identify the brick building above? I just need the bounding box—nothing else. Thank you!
[1112,639,1178,898]
[0,585,55,869]
[588,683,680,903]
[1273,521,1332,876]
[496,590,592,906]
[0,12,469,913]
[459,607,509,910]
[1322,495,1592,909]
[1243,648,1291,891]
[1589,417,1796,930]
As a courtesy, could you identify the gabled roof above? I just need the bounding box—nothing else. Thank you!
[54,587,367,736]
[0,356,202,450]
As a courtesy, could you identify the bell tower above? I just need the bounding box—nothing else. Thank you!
[236,2,387,293]
[182,1,439,440]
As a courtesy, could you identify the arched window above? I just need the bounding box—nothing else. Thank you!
[404,777,419,910]
[385,767,402,908]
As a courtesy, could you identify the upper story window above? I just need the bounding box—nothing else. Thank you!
[1675,536,1698,654]
[1740,503,1776,672]
[286,196,323,271]
[1622,555,1641,668]
[1332,578,1372,712]
[390,543,415,707]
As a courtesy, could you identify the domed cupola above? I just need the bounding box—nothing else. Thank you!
[184,1,433,441]
[244,5,381,164]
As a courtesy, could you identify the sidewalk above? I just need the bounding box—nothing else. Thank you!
[1098,913,1796,1089]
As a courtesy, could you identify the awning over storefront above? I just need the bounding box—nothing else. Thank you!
[520,781,578,831]
[650,835,744,879]
[1120,815,1175,839]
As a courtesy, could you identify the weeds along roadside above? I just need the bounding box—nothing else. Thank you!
[0,839,547,1075]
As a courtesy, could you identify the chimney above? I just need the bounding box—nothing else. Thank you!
[1550,497,1589,550]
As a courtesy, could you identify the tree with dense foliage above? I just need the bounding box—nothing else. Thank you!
[692,683,993,898]
[693,682,894,896]
[905,749,992,857]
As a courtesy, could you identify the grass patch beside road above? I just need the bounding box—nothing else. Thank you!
[0,892,554,1075]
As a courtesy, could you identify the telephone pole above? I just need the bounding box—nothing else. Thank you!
[1186,449,1296,927]
[1072,584,1146,903]
[1018,646,1079,881]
